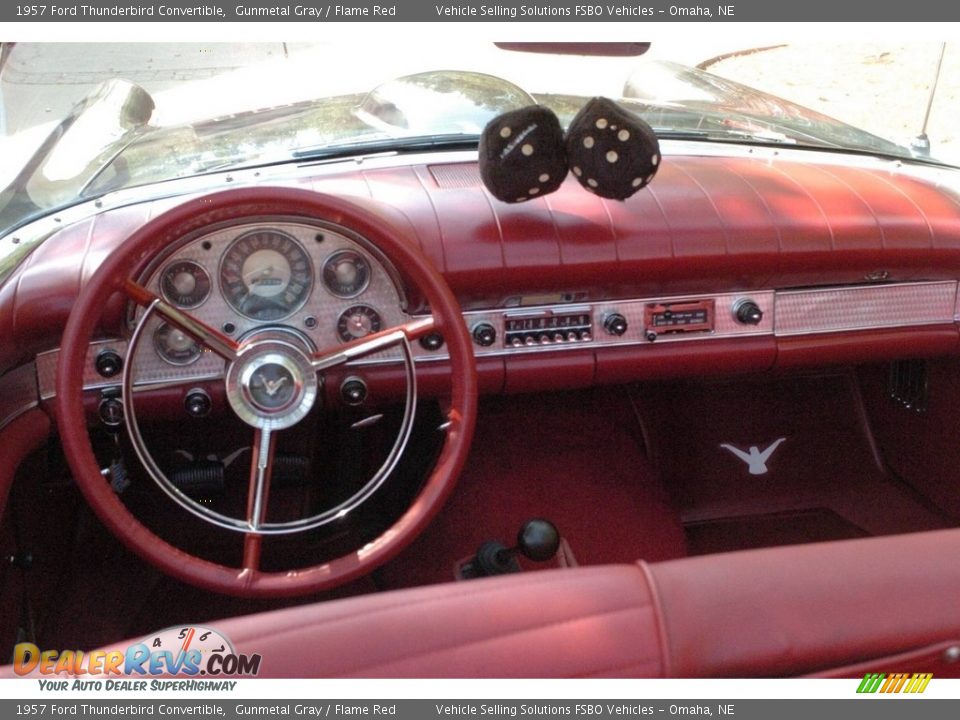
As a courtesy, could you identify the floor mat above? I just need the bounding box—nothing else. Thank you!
[380,388,688,590]
[685,509,870,555]
[636,371,953,554]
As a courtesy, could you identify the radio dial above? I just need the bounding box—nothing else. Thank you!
[472,323,497,347]
[734,299,764,325]
[603,313,629,336]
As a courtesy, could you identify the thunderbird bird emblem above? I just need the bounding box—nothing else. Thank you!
[256,373,289,397]
[720,438,786,475]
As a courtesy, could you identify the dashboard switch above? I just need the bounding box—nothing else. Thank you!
[603,313,629,336]
[341,378,368,406]
[95,350,123,378]
[98,397,124,427]
[472,323,497,347]
[419,332,445,351]
[734,299,764,325]
[184,389,212,418]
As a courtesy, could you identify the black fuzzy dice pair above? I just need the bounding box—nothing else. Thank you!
[478,97,661,203]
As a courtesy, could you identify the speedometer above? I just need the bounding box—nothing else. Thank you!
[219,229,313,321]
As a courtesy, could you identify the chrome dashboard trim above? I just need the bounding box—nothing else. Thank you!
[33,280,960,396]
[775,281,958,337]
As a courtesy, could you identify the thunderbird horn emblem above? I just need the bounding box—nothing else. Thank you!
[260,374,288,397]
[719,438,786,475]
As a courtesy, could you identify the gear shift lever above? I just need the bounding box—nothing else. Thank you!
[461,519,561,579]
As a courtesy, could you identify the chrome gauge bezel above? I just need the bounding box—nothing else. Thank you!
[337,304,384,343]
[321,248,372,299]
[159,259,212,310]
[152,321,203,366]
[217,228,315,322]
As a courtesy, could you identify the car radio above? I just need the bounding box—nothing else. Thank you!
[503,309,593,347]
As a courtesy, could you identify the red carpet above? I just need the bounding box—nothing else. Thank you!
[380,388,688,589]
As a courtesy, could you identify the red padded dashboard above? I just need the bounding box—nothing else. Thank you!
[3,149,960,377]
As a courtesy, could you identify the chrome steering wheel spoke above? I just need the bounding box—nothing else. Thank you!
[123,279,240,362]
[310,315,435,371]
[241,427,277,571]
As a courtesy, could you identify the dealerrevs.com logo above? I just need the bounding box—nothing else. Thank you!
[856,673,933,694]
[13,625,261,683]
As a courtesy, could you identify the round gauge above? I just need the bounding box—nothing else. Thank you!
[322,249,371,298]
[337,305,383,342]
[219,229,313,321]
[154,322,202,365]
[160,260,211,309]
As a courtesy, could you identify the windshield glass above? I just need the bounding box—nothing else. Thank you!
[0,41,956,247]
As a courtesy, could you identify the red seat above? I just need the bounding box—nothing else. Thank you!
[5,528,960,678]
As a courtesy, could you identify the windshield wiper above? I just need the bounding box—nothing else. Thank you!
[292,133,481,161]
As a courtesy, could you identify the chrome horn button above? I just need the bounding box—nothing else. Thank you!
[225,341,318,430]
[242,354,300,412]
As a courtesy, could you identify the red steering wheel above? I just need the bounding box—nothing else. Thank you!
[55,187,477,597]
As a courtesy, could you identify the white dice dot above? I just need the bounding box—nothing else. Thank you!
[521,143,534,156]
[606,150,619,163]
[539,173,550,183]
[651,154,659,166]
[500,127,512,138]
[529,187,540,195]
[573,166,583,177]
[583,136,594,149]
[595,118,608,129]
[632,177,643,188]
[618,129,630,142]
[587,178,599,188]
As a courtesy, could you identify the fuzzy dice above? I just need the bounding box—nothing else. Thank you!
[478,105,568,204]
[565,97,661,200]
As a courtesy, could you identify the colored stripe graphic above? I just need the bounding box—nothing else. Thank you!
[857,673,885,693]
[906,673,934,693]
[858,672,932,694]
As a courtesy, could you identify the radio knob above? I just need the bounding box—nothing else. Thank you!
[734,299,764,325]
[603,313,628,336]
[472,323,497,347]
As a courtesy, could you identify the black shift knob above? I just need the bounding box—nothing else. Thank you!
[516,519,561,562]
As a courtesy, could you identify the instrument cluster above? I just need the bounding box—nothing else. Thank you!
[133,220,407,382]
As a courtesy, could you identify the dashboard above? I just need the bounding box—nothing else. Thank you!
[4,143,960,427]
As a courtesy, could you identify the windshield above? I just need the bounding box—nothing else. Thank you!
[0,41,956,249]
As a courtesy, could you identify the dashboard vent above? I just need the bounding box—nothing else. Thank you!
[429,163,481,189]
[888,359,928,413]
